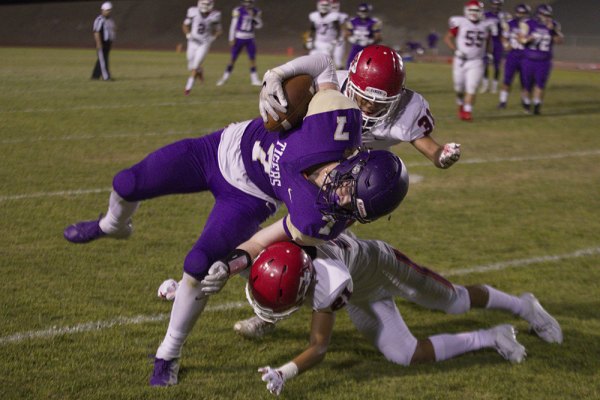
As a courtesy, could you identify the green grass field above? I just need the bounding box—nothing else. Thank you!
[1,47,600,400]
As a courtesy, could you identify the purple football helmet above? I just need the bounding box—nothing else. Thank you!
[357,3,372,19]
[536,4,553,17]
[318,149,409,224]
[514,3,531,16]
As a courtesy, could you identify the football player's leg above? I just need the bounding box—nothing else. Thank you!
[347,299,418,366]
[153,191,275,372]
[247,40,261,85]
[185,42,198,93]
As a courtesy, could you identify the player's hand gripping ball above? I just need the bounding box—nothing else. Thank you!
[157,279,179,301]
[263,74,315,132]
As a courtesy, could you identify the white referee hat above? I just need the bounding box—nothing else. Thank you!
[101,2,113,11]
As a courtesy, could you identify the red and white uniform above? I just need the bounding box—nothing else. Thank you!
[337,70,436,150]
[448,15,496,94]
[316,232,466,366]
[309,10,341,57]
[184,7,222,70]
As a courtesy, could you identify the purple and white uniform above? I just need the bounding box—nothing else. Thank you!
[483,10,510,71]
[345,15,382,68]
[228,4,262,61]
[110,90,361,280]
[521,18,561,90]
[501,17,526,87]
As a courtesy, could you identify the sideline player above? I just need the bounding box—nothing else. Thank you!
[259,45,461,169]
[182,0,222,96]
[497,3,531,109]
[330,0,348,69]
[444,0,496,121]
[62,87,409,386]
[216,0,263,86]
[305,0,341,59]
[480,0,510,94]
[344,3,382,69]
[236,239,561,396]
[91,2,116,81]
[519,4,563,115]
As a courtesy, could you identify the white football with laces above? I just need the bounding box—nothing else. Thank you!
[157,279,179,301]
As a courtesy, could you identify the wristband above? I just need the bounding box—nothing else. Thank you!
[223,249,252,275]
[277,362,299,381]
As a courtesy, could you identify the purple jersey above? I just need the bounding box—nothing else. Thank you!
[241,91,362,241]
[522,18,559,61]
[230,5,262,40]
[346,16,380,43]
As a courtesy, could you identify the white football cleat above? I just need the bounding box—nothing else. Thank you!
[520,293,563,344]
[492,324,526,364]
[233,315,276,339]
[251,77,262,86]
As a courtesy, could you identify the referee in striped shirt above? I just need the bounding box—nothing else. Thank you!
[92,2,116,81]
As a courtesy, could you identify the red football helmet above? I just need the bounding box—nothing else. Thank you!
[346,45,405,131]
[246,242,315,323]
[464,0,484,22]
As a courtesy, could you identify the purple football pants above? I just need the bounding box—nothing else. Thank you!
[112,129,275,280]
[521,58,552,91]
[502,50,524,87]
[231,38,257,62]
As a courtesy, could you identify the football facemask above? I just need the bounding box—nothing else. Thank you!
[464,0,484,22]
[317,149,409,224]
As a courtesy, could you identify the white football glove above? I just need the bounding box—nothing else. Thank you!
[348,35,358,44]
[259,68,288,123]
[258,366,285,396]
[454,50,467,60]
[200,261,230,295]
[305,39,314,50]
[157,278,179,301]
[439,142,461,168]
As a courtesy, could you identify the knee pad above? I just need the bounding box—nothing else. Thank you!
[444,285,471,315]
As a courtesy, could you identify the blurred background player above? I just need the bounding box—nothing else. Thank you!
[444,0,496,121]
[216,0,263,86]
[426,28,439,55]
[91,2,116,81]
[344,3,382,69]
[519,4,563,115]
[235,240,561,396]
[480,0,511,94]
[259,45,461,169]
[305,0,341,59]
[498,3,531,109]
[330,0,348,69]
[182,0,222,95]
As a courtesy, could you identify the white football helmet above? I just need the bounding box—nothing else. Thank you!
[317,0,331,14]
[198,0,214,13]
[464,0,484,22]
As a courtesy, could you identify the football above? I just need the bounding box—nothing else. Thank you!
[264,74,316,132]
[157,278,179,301]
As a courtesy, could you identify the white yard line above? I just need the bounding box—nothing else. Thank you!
[1,247,598,345]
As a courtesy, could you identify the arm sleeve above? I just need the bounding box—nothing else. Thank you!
[272,53,338,88]
[228,11,239,42]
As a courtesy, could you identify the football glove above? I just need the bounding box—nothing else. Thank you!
[454,50,467,60]
[258,366,285,396]
[439,142,461,168]
[259,68,288,123]
[348,35,358,44]
[200,261,229,295]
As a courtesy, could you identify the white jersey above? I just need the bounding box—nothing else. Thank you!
[310,11,341,47]
[448,16,496,60]
[317,231,457,310]
[184,7,222,43]
[337,70,435,150]
[309,257,353,312]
